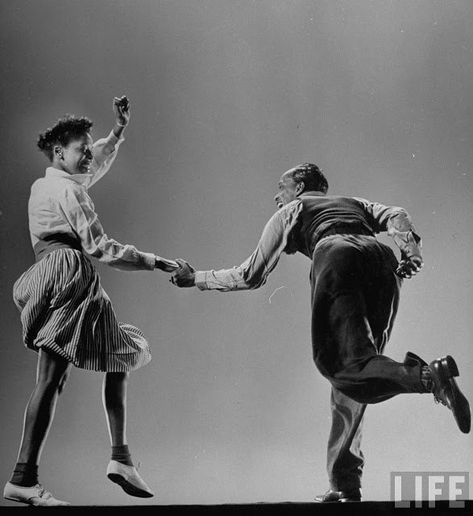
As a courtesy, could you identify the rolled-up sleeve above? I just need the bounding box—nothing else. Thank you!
[355,197,422,259]
[84,131,125,189]
[195,200,303,291]
[60,183,156,271]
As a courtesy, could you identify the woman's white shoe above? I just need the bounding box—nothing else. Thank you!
[3,482,71,506]
[106,460,154,498]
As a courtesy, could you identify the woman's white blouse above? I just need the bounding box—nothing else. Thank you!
[28,131,156,271]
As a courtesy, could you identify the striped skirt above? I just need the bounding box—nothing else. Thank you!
[13,248,151,372]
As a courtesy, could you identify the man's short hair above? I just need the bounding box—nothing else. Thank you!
[37,115,93,161]
[291,163,328,194]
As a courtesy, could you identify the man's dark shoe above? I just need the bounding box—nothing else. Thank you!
[404,351,428,368]
[428,356,471,434]
[314,488,361,503]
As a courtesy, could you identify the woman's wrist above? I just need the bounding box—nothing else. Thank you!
[112,122,127,138]
[155,256,179,272]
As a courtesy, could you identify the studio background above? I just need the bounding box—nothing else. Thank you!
[0,0,472,506]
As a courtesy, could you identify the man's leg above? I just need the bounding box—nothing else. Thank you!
[321,237,401,498]
[311,236,425,403]
[311,235,470,502]
[326,387,366,495]
[312,235,417,502]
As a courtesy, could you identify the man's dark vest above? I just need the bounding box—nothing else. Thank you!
[289,195,375,258]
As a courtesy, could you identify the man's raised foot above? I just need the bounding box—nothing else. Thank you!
[427,355,471,434]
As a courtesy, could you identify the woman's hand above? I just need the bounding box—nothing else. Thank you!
[113,96,131,127]
[155,256,179,272]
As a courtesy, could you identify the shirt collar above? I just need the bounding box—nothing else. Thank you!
[299,190,326,197]
[45,166,93,185]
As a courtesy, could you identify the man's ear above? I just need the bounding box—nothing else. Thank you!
[296,181,305,195]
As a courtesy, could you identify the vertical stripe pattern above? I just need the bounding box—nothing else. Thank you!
[13,249,151,372]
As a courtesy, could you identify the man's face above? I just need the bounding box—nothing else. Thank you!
[274,169,300,209]
[59,133,93,175]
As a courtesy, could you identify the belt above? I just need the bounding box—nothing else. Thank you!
[317,223,374,240]
[34,234,82,262]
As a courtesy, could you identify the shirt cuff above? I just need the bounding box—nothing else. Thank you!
[102,130,125,157]
[141,252,157,270]
[194,271,209,290]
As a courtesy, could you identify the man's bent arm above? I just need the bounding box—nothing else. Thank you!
[195,200,303,291]
[355,197,422,260]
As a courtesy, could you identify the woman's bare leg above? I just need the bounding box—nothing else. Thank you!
[103,372,154,498]
[15,349,71,473]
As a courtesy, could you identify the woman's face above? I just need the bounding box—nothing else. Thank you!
[58,133,93,175]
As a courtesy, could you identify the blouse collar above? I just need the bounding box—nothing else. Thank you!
[45,167,92,185]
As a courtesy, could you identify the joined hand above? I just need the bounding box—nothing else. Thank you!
[171,259,196,287]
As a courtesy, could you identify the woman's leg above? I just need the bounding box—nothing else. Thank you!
[4,348,72,506]
[102,372,129,449]
[103,372,154,498]
[14,349,71,480]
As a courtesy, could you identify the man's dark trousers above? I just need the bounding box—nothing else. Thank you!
[310,233,426,492]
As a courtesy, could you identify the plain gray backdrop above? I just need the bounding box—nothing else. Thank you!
[1,0,472,506]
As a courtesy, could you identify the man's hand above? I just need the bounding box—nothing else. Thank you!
[396,254,423,279]
[171,259,196,287]
[113,95,131,127]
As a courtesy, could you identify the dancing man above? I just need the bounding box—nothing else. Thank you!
[4,96,177,506]
[171,162,470,502]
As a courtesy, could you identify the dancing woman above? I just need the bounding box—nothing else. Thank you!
[4,96,177,506]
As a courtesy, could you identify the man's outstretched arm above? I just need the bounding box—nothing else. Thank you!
[172,201,303,291]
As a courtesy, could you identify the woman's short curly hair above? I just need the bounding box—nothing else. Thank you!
[37,115,93,161]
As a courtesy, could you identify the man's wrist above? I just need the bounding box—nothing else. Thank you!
[194,271,208,290]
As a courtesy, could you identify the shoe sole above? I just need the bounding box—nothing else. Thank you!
[107,473,154,498]
[314,498,361,503]
[436,356,471,434]
[4,496,69,506]
[448,378,471,434]
[314,493,361,503]
[4,494,43,506]
[4,496,28,505]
